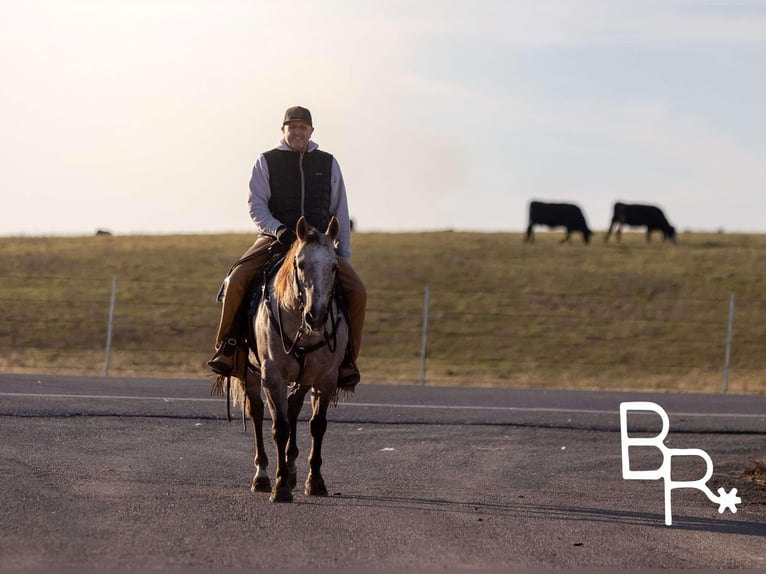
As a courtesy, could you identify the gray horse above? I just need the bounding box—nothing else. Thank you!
[228,216,349,503]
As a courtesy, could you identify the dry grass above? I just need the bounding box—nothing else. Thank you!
[1,229,765,393]
[744,461,766,488]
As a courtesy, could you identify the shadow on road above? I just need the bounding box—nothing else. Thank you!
[332,494,766,537]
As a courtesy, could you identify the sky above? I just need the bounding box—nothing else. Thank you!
[2,0,766,236]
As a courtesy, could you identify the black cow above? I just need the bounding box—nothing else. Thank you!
[605,202,676,243]
[525,201,593,244]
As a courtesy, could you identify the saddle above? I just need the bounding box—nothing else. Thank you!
[245,252,285,364]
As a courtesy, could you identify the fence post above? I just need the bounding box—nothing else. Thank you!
[419,284,430,385]
[104,275,117,377]
[722,292,735,394]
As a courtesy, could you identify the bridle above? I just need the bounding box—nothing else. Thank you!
[264,249,342,367]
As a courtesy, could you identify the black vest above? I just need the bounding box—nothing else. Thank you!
[263,148,334,233]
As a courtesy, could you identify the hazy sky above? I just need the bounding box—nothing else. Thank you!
[2,0,765,236]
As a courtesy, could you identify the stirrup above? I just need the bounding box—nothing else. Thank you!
[207,337,238,375]
[337,366,360,389]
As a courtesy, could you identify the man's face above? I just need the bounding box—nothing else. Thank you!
[282,121,314,152]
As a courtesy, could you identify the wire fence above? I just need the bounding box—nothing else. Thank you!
[1,273,764,394]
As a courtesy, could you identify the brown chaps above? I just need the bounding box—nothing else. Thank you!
[212,235,367,378]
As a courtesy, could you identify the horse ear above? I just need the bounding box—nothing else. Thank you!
[296,216,309,241]
[325,216,339,241]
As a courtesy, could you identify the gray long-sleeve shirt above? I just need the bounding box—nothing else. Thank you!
[248,139,353,258]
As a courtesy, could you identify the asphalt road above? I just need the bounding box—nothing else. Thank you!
[1,374,764,570]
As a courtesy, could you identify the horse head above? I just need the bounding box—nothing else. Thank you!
[292,216,340,332]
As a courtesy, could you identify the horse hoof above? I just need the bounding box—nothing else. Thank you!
[251,476,271,493]
[269,485,293,503]
[305,478,328,497]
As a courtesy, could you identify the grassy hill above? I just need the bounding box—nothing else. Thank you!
[1,230,764,394]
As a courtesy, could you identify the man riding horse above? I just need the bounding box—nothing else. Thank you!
[208,106,366,390]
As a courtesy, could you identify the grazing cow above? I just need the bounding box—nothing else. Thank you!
[605,202,676,243]
[525,201,593,244]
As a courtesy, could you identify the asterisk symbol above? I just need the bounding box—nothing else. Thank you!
[716,487,741,514]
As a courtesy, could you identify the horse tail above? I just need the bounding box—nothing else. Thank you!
[210,374,247,417]
[209,374,227,397]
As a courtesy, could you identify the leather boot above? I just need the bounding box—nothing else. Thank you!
[337,351,360,389]
[207,337,238,376]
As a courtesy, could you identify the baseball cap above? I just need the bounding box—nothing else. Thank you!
[283,106,312,126]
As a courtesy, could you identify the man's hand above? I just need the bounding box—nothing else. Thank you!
[275,226,297,247]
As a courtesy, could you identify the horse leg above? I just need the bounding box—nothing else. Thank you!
[305,388,331,497]
[269,409,293,502]
[245,369,270,493]
[262,383,293,503]
[286,384,309,489]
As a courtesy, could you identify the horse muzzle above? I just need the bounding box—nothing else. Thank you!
[304,307,330,332]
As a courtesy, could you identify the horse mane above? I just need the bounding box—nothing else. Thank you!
[273,227,322,301]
